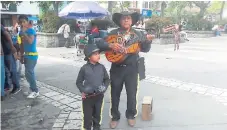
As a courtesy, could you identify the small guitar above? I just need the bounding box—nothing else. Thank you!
[105,31,154,63]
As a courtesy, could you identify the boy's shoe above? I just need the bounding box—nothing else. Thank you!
[27,92,39,98]
[11,88,21,95]
[93,127,101,130]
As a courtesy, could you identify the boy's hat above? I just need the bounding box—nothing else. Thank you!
[84,44,100,61]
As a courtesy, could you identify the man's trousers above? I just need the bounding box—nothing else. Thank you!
[110,63,139,121]
[82,94,104,130]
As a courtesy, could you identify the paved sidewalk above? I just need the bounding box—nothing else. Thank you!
[2,37,227,130]
[1,79,61,130]
[2,77,226,130]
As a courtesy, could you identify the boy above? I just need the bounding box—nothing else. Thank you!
[76,44,110,130]
[18,15,39,98]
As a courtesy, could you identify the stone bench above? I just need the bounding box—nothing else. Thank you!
[157,33,185,45]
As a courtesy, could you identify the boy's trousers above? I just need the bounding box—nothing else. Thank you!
[82,94,104,130]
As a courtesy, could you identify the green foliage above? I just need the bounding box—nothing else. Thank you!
[165,1,192,23]
[185,15,213,31]
[216,19,227,26]
[41,11,61,33]
[98,1,130,13]
[207,1,224,14]
[37,1,52,13]
[145,16,174,31]
[41,11,77,33]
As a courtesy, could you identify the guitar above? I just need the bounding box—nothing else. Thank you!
[105,31,154,63]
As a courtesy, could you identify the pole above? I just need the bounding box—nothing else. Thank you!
[84,13,86,35]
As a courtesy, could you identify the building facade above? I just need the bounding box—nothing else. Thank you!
[1,1,39,28]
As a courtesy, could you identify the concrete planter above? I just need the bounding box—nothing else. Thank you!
[36,32,75,48]
[186,31,214,38]
[153,34,185,45]
[152,31,215,44]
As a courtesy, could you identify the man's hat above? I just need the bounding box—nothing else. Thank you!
[112,11,140,27]
[83,44,100,61]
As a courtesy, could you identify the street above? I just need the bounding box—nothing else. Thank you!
[2,36,227,130]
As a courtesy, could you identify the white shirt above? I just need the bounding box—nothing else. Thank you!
[57,24,70,38]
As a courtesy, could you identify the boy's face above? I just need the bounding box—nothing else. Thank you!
[19,19,28,28]
[89,51,100,63]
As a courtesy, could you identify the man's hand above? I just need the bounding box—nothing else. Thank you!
[146,34,155,41]
[109,43,125,52]
[81,92,86,99]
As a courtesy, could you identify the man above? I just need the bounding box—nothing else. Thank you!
[95,11,153,128]
[179,25,189,41]
[1,25,17,100]
[75,21,82,33]
[88,22,100,44]
[57,22,71,48]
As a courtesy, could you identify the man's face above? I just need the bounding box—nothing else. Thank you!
[89,51,100,63]
[18,19,28,28]
[120,15,132,29]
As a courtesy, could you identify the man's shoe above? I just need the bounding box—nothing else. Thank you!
[11,88,21,95]
[109,120,118,129]
[93,127,101,130]
[27,92,39,98]
[127,119,136,127]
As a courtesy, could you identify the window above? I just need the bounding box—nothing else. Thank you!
[143,2,149,9]
[149,2,152,9]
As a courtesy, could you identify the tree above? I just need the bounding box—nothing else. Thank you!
[106,1,115,14]
[220,1,226,20]
[207,1,226,20]
[193,1,211,18]
[32,1,64,15]
[161,1,167,17]
[166,1,191,23]
[118,1,131,12]
[41,11,61,33]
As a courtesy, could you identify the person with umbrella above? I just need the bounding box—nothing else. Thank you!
[96,11,154,128]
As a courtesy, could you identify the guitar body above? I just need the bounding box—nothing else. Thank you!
[105,34,141,63]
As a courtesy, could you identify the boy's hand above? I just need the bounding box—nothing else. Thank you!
[20,56,24,64]
[82,92,86,99]
[13,53,20,60]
